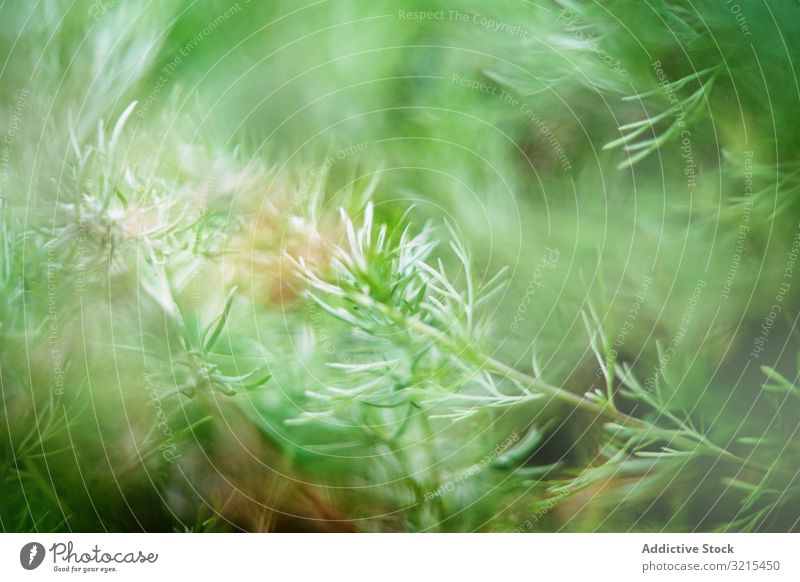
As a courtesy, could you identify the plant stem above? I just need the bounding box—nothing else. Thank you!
[353,292,642,423]
[351,292,773,477]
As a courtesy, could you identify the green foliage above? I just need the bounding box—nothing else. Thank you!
[1,0,799,532]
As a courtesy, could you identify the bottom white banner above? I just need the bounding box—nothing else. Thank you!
[0,533,796,581]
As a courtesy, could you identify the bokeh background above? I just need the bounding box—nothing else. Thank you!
[1,0,799,532]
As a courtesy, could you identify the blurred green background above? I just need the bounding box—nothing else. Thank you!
[1,0,799,532]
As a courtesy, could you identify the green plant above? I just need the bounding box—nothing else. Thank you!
[2,0,800,533]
